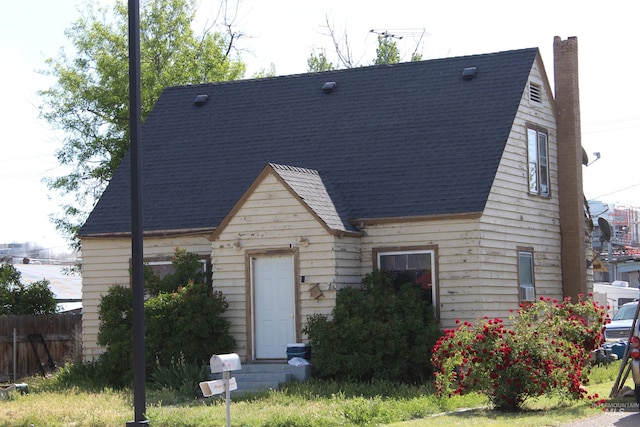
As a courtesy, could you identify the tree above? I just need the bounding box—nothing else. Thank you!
[316,16,428,69]
[38,0,246,248]
[0,263,58,315]
[307,49,334,72]
[373,35,401,65]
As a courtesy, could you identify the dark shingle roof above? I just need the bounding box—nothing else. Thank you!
[80,47,538,236]
[270,163,348,232]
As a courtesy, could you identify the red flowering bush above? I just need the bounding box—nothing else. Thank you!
[431,294,608,410]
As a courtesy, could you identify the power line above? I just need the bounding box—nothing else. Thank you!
[592,181,640,200]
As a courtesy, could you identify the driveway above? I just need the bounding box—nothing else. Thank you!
[563,410,640,426]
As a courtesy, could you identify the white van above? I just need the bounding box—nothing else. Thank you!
[593,281,640,317]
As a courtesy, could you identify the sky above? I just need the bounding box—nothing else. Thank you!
[1,0,639,253]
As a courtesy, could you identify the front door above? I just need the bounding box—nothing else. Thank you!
[253,255,295,359]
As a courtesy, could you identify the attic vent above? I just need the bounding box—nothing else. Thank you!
[322,81,337,94]
[193,94,209,106]
[462,67,477,80]
[529,82,542,103]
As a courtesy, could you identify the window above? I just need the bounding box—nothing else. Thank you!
[375,248,437,309]
[527,128,550,197]
[136,255,211,285]
[518,250,535,302]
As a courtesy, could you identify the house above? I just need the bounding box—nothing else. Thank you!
[79,36,590,362]
[14,263,82,313]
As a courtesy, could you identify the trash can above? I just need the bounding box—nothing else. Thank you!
[609,341,628,360]
[286,343,311,361]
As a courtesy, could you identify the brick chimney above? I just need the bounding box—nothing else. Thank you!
[554,36,587,300]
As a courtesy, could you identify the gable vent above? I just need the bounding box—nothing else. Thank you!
[193,94,209,106]
[529,82,542,103]
[462,67,477,80]
[322,81,337,94]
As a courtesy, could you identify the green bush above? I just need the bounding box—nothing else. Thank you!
[145,282,235,368]
[96,284,134,388]
[303,270,442,383]
[145,249,206,296]
[431,295,608,411]
[96,249,235,388]
[0,262,58,315]
[41,361,108,391]
[149,356,209,397]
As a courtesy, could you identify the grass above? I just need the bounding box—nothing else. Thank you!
[0,362,636,427]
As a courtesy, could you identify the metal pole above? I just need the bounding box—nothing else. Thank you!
[13,328,16,382]
[224,371,231,427]
[126,0,147,425]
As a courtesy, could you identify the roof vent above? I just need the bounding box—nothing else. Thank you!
[193,94,209,106]
[322,81,337,94]
[462,67,477,80]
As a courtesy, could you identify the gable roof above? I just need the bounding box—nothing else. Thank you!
[80,47,539,237]
[211,163,359,240]
[270,163,353,233]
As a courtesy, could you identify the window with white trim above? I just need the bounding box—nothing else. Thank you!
[518,250,535,302]
[140,255,211,286]
[527,127,550,197]
[376,248,437,308]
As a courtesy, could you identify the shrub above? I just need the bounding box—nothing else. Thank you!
[145,249,206,296]
[303,270,442,383]
[431,294,608,410]
[96,249,234,388]
[149,356,209,397]
[96,284,134,387]
[0,262,58,315]
[145,282,235,368]
[42,361,108,392]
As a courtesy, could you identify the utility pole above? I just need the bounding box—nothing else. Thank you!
[126,0,148,425]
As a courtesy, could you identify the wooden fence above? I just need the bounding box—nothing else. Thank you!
[0,313,82,381]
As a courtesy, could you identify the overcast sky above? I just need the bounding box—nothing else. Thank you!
[1,0,638,252]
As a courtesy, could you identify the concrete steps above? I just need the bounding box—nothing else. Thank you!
[208,362,312,394]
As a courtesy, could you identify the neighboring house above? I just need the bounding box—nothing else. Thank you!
[79,37,590,362]
[14,263,82,313]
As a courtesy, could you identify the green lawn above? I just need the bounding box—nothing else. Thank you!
[0,362,635,427]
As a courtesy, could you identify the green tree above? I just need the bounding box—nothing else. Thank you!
[307,49,334,72]
[0,263,58,315]
[38,0,246,248]
[373,35,400,65]
[316,17,427,69]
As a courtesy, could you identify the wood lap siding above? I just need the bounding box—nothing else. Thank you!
[80,238,131,361]
[80,235,213,361]
[361,219,482,328]
[478,58,562,316]
[212,173,361,360]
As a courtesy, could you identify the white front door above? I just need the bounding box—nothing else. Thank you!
[253,255,295,359]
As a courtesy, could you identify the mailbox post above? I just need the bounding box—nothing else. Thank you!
[199,353,241,427]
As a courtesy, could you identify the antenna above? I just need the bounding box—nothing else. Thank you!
[370,29,403,40]
[369,29,431,40]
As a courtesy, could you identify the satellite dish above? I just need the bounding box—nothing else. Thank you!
[582,147,589,166]
[598,217,611,242]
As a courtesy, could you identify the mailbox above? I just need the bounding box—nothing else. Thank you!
[209,353,242,374]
